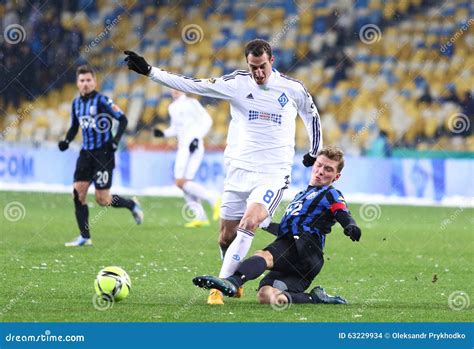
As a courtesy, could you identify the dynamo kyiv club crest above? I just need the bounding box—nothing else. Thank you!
[278,92,289,107]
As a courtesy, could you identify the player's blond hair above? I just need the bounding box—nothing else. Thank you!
[317,147,345,172]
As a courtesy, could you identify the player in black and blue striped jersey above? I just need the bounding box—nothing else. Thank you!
[58,65,144,247]
[193,147,361,305]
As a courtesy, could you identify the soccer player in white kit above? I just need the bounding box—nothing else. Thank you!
[154,89,220,227]
[125,39,322,304]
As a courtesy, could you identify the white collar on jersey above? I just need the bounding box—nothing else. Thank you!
[256,69,278,89]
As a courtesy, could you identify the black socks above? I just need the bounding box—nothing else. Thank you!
[284,292,314,304]
[227,255,268,288]
[73,189,90,239]
[111,195,135,210]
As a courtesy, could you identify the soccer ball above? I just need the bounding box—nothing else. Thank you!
[94,266,131,302]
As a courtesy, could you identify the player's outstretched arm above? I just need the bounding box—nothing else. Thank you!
[98,95,128,151]
[334,210,362,242]
[109,116,128,151]
[58,112,79,151]
[123,51,236,100]
[124,50,152,75]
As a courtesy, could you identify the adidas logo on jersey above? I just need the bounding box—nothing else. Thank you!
[246,93,254,99]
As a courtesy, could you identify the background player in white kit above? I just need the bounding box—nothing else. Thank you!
[154,89,220,228]
[125,39,322,304]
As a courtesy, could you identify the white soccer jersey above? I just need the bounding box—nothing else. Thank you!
[149,68,322,173]
[163,94,212,148]
[223,117,238,168]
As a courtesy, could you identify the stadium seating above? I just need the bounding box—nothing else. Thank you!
[2,0,472,152]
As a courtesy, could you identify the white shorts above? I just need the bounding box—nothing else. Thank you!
[174,144,204,180]
[220,166,290,221]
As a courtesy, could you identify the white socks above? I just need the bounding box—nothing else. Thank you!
[259,216,272,229]
[218,228,254,278]
[183,181,217,206]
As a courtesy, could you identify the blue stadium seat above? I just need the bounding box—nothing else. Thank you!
[414,76,426,89]
[347,88,359,97]
[315,0,329,9]
[313,18,327,34]
[283,2,297,14]
[355,0,369,9]
[243,28,257,42]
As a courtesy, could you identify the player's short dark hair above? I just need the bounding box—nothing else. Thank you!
[245,39,272,59]
[76,65,95,78]
[317,146,345,172]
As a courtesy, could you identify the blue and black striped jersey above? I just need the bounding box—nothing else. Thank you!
[279,185,349,247]
[70,91,124,150]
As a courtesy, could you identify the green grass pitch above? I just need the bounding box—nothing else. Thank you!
[1,191,472,322]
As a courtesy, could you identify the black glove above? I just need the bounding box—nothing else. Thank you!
[58,140,69,151]
[154,128,164,138]
[189,138,199,153]
[344,224,361,242]
[124,50,151,75]
[302,152,316,167]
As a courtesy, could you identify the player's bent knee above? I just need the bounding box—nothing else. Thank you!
[73,188,87,205]
[239,216,259,231]
[256,287,275,304]
[95,195,109,206]
[255,250,273,268]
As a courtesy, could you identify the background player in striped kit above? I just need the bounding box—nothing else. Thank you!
[193,147,361,305]
[58,65,144,247]
[154,89,220,228]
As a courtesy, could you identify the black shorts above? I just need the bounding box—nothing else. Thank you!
[73,148,115,189]
[259,233,324,293]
